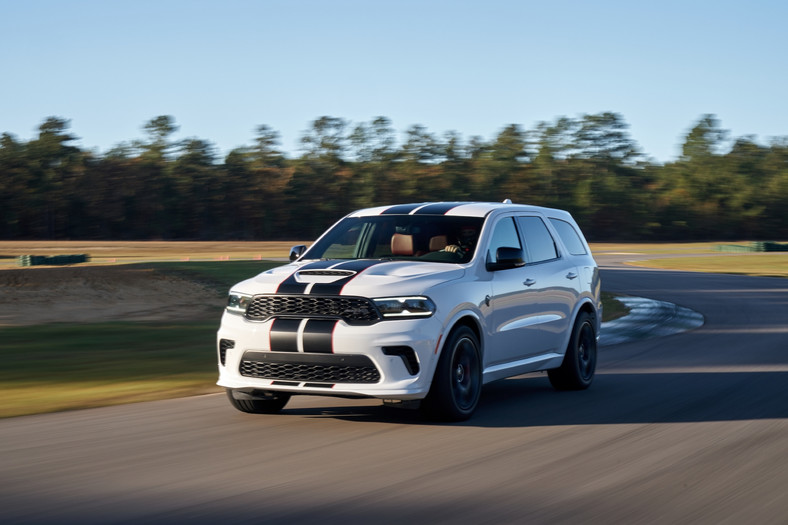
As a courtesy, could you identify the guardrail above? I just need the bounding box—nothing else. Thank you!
[715,242,788,253]
[17,254,90,267]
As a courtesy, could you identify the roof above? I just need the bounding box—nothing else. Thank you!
[347,201,571,219]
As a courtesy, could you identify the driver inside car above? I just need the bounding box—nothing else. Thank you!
[443,225,478,256]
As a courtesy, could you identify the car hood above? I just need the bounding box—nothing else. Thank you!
[232,259,465,297]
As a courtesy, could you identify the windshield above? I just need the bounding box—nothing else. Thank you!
[304,215,484,264]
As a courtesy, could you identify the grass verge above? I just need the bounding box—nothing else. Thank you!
[0,260,287,418]
[626,253,788,278]
[589,241,748,255]
[601,292,630,322]
[0,321,222,418]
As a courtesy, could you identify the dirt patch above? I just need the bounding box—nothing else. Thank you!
[0,266,224,326]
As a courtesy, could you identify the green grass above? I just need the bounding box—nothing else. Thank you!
[0,260,290,418]
[0,260,289,418]
[589,241,744,255]
[0,322,223,418]
[601,293,630,322]
[627,253,788,278]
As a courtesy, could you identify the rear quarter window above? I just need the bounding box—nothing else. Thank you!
[549,218,587,255]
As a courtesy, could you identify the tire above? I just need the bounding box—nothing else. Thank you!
[226,389,291,414]
[421,326,482,421]
[548,311,597,390]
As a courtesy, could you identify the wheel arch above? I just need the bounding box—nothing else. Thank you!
[577,298,599,329]
[440,313,484,360]
[556,297,600,357]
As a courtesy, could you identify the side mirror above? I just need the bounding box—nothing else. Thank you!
[289,245,307,261]
[486,247,525,271]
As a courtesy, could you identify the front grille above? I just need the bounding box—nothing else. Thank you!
[246,295,380,324]
[240,351,381,384]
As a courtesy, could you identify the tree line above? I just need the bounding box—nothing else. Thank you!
[1,113,786,241]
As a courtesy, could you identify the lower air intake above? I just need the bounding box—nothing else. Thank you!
[240,351,381,384]
[219,339,235,366]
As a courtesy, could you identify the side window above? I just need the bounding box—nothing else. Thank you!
[549,218,587,255]
[487,217,522,263]
[518,216,558,263]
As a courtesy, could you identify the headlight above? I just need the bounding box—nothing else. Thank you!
[226,293,253,314]
[372,296,436,319]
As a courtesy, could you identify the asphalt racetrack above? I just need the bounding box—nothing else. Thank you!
[2,259,787,524]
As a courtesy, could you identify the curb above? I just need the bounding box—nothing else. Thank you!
[600,296,704,346]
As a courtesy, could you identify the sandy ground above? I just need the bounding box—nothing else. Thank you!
[0,265,223,326]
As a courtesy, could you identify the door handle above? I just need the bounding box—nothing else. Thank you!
[566,272,578,280]
[523,279,536,287]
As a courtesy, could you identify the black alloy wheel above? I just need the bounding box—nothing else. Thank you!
[226,389,291,414]
[548,311,597,391]
[422,326,482,421]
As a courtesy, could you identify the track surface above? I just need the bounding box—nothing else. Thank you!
[2,262,787,524]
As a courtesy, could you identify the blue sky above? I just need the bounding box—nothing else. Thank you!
[1,0,786,163]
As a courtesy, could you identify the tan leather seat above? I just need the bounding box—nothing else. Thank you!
[429,235,448,251]
[391,233,414,255]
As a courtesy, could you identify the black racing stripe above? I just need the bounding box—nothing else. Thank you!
[309,282,347,295]
[412,202,468,215]
[276,260,338,294]
[276,279,307,294]
[269,318,301,352]
[309,259,387,295]
[302,319,337,353]
[380,203,425,215]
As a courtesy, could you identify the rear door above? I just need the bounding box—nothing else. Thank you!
[515,215,580,354]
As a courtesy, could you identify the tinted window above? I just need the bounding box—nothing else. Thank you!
[549,218,587,255]
[518,216,558,263]
[487,217,522,263]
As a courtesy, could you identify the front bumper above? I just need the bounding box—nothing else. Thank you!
[216,311,442,400]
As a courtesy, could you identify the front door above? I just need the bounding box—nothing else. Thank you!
[487,216,554,366]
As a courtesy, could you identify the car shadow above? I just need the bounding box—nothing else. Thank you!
[283,370,788,427]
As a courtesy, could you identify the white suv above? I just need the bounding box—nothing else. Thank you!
[217,201,601,421]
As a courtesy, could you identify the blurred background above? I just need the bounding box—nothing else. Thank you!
[2,113,786,241]
[1,0,787,241]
